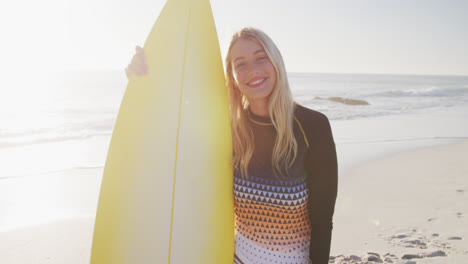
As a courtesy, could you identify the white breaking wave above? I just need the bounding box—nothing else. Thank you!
[366,86,468,97]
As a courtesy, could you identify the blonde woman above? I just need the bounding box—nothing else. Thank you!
[126,27,338,264]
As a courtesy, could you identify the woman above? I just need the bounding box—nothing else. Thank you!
[126,27,337,264]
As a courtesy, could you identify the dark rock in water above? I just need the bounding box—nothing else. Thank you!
[314,96,370,105]
[384,257,394,263]
[424,250,447,257]
[447,236,462,240]
[402,253,423,259]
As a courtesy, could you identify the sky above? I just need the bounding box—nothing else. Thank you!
[1,0,467,76]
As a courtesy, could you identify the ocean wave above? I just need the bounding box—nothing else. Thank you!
[0,128,50,138]
[73,165,104,169]
[0,165,104,180]
[0,116,115,149]
[368,86,468,98]
[0,130,111,149]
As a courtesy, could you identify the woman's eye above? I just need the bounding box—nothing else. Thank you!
[257,56,266,61]
[236,63,245,69]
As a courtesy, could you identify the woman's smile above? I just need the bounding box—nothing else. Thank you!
[247,77,267,88]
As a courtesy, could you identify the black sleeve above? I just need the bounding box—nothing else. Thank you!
[304,113,338,264]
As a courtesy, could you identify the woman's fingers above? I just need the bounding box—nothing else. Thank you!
[134,55,148,73]
[128,49,148,75]
[125,46,149,79]
[128,62,146,76]
[136,45,143,53]
[138,46,147,64]
[125,63,144,79]
[134,46,148,73]
[135,46,147,65]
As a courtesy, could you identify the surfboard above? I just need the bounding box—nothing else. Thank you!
[89,0,234,263]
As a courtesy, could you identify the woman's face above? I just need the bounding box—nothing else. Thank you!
[230,39,277,104]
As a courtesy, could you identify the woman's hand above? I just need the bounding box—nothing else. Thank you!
[125,45,148,79]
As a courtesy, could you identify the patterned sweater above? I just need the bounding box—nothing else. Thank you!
[233,104,338,264]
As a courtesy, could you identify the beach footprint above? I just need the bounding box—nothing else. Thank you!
[386,227,454,251]
[330,252,400,264]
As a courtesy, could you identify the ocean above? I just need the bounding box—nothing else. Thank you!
[1,71,468,178]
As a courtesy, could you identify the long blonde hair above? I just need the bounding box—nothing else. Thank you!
[225,27,297,179]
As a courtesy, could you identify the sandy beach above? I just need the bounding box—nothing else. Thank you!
[0,139,466,263]
[331,140,468,263]
[0,168,101,264]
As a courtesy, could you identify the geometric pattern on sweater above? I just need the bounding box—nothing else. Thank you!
[234,171,311,264]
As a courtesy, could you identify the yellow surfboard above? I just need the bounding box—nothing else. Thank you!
[90,0,234,263]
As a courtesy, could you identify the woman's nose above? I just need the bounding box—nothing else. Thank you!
[246,62,261,76]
